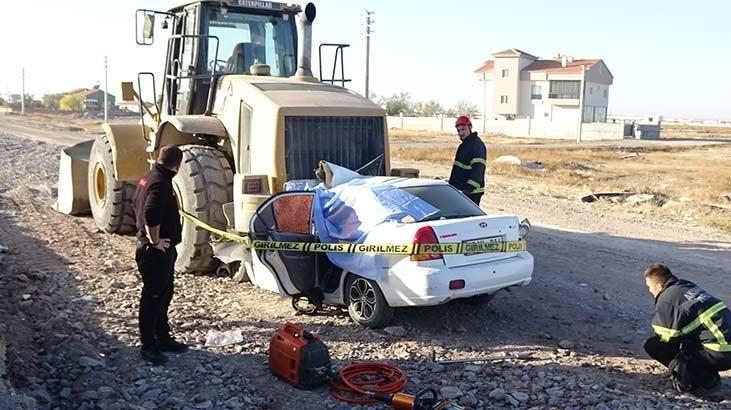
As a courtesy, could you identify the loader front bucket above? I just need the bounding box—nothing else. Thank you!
[53,139,94,215]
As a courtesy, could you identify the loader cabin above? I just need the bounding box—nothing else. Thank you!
[147,0,301,116]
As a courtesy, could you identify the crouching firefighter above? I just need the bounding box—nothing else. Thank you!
[448,115,487,205]
[643,263,731,393]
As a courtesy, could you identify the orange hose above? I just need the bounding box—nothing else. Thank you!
[331,362,408,404]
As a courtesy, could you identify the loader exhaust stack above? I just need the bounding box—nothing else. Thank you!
[294,3,316,78]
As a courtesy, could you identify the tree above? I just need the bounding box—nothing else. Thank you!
[382,91,413,116]
[421,100,445,117]
[42,93,65,110]
[452,100,480,118]
[59,94,85,111]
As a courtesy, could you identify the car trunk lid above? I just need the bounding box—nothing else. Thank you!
[426,215,521,268]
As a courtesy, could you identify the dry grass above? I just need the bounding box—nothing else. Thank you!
[13,112,104,133]
[389,128,566,146]
[661,124,731,140]
[393,141,731,233]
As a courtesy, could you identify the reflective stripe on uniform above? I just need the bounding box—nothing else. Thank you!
[653,325,682,342]
[453,160,471,170]
[470,158,487,166]
[466,179,484,194]
[701,303,730,350]
[702,343,731,352]
[652,301,729,345]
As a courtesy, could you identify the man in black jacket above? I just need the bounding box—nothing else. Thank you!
[448,116,487,205]
[643,263,731,394]
[134,145,188,365]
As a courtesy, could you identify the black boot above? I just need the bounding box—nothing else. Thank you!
[158,338,188,353]
[141,347,168,366]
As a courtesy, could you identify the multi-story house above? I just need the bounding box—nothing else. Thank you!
[474,48,613,123]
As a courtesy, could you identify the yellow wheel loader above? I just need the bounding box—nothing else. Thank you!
[55,0,412,276]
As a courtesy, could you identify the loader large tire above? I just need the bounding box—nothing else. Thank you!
[174,145,233,274]
[88,134,137,234]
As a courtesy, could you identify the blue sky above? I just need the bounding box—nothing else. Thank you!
[1,0,729,118]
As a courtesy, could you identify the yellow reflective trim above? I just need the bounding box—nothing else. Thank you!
[702,343,731,352]
[470,158,487,166]
[681,317,702,335]
[471,188,485,194]
[453,160,471,170]
[681,302,726,335]
[653,325,682,342]
[466,179,481,189]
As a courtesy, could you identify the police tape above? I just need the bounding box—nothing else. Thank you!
[179,211,527,256]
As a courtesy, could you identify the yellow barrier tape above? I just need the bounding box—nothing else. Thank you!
[180,211,527,255]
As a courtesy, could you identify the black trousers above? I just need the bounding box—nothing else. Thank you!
[468,194,483,206]
[136,242,177,350]
[644,336,731,383]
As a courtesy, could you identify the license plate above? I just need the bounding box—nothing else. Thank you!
[463,235,504,256]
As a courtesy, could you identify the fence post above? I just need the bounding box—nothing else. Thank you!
[400,112,404,128]
[440,114,444,132]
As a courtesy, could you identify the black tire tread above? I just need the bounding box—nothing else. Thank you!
[88,134,136,234]
[174,145,233,274]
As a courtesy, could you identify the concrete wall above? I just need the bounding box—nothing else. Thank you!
[387,115,626,141]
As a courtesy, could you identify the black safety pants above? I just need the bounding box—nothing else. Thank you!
[468,194,483,206]
[645,336,731,386]
[136,242,177,350]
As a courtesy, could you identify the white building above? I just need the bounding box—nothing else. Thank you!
[475,48,613,123]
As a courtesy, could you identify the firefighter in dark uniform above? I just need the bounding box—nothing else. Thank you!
[134,145,188,365]
[643,263,731,394]
[448,116,487,205]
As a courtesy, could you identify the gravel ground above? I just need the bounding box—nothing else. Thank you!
[0,116,730,409]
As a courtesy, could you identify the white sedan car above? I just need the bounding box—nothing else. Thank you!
[245,177,534,328]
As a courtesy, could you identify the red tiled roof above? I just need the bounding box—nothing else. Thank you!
[474,60,494,73]
[523,59,601,74]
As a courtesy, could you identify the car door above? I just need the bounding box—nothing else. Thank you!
[249,192,318,297]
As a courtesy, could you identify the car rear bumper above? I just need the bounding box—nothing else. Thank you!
[381,252,534,307]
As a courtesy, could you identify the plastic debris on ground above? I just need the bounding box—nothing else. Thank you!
[204,328,244,347]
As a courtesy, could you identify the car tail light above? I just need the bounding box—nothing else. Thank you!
[449,280,465,290]
[411,226,443,262]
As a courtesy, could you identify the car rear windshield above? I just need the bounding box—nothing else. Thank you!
[401,185,484,221]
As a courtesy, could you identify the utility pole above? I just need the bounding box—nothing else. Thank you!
[363,10,374,99]
[104,56,109,122]
[576,64,586,143]
[21,67,25,115]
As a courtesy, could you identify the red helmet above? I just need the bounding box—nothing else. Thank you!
[455,115,472,128]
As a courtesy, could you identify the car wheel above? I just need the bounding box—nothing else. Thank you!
[463,292,498,305]
[346,275,393,328]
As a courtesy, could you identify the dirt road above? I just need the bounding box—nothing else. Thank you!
[0,113,729,409]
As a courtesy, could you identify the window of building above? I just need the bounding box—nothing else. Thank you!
[603,89,608,98]
[501,69,508,78]
[589,86,593,94]
[583,106,594,123]
[531,85,542,100]
[500,95,508,104]
[549,80,581,99]
[582,105,608,123]
[595,106,607,122]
